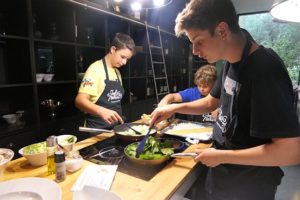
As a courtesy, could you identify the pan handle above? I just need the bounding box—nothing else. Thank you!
[171,152,197,158]
[79,127,114,133]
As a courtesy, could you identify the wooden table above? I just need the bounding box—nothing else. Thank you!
[1,131,210,200]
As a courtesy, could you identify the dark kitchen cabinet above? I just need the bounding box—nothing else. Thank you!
[0,131,38,159]
[0,0,191,150]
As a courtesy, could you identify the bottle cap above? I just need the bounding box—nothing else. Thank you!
[54,150,65,163]
[46,135,57,147]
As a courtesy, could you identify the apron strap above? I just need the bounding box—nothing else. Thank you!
[102,58,121,83]
[102,58,110,80]
[223,30,253,142]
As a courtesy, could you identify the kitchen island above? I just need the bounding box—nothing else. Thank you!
[1,130,210,200]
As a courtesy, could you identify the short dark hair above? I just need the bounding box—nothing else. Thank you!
[175,0,240,36]
[111,33,136,54]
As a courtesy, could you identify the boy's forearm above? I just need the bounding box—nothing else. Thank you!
[176,97,217,115]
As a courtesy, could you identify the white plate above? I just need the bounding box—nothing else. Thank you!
[73,185,122,200]
[0,177,62,200]
[0,191,43,200]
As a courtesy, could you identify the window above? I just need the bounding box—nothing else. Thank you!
[239,12,300,86]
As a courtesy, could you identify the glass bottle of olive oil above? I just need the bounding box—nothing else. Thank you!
[46,136,57,175]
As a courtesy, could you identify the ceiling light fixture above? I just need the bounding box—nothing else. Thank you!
[270,0,300,23]
[153,0,165,7]
[129,0,172,11]
[131,1,142,11]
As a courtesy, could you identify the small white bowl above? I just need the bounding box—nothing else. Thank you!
[19,142,47,166]
[36,73,45,82]
[65,156,83,172]
[0,148,14,177]
[2,114,17,124]
[57,135,77,152]
[43,74,54,82]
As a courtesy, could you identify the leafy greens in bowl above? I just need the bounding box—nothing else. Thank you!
[57,135,77,151]
[18,141,47,166]
[124,136,174,165]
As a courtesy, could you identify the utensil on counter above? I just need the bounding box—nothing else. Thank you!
[171,152,197,158]
[113,123,157,142]
[89,146,124,165]
[123,123,142,135]
[135,125,153,157]
[89,147,119,159]
[79,127,114,133]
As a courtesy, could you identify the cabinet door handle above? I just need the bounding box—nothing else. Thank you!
[75,25,78,38]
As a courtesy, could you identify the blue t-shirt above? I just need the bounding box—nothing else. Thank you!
[179,87,215,124]
[179,87,203,102]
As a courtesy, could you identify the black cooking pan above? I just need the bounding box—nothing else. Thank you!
[113,122,157,142]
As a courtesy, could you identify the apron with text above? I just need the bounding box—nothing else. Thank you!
[213,33,252,148]
[85,59,124,129]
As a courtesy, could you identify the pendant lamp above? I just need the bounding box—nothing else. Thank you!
[270,0,300,23]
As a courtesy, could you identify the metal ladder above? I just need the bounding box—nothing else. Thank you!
[145,22,170,103]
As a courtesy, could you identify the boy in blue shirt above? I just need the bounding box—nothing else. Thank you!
[158,64,218,123]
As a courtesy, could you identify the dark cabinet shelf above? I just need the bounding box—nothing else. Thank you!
[0,124,37,139]
[75,43,106,49]
[0,35,30,40]
[0,0,28,37]
[75,6,106,46]
[0,130,38,159]
[35,42,76,81]
[0,38,31,85]
[0,83,33,88]
[76,46,106,74]
[32,0,75,42]
[107,16,130,42]
[37,80,77,85]
[33,39,76,46]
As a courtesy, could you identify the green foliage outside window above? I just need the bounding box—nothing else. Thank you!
[239,13,300,85]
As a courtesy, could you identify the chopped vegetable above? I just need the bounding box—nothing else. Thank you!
[125,136,174,160]
[66,136,75,143]
[59,135,76,146]
[23,142,46,155]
